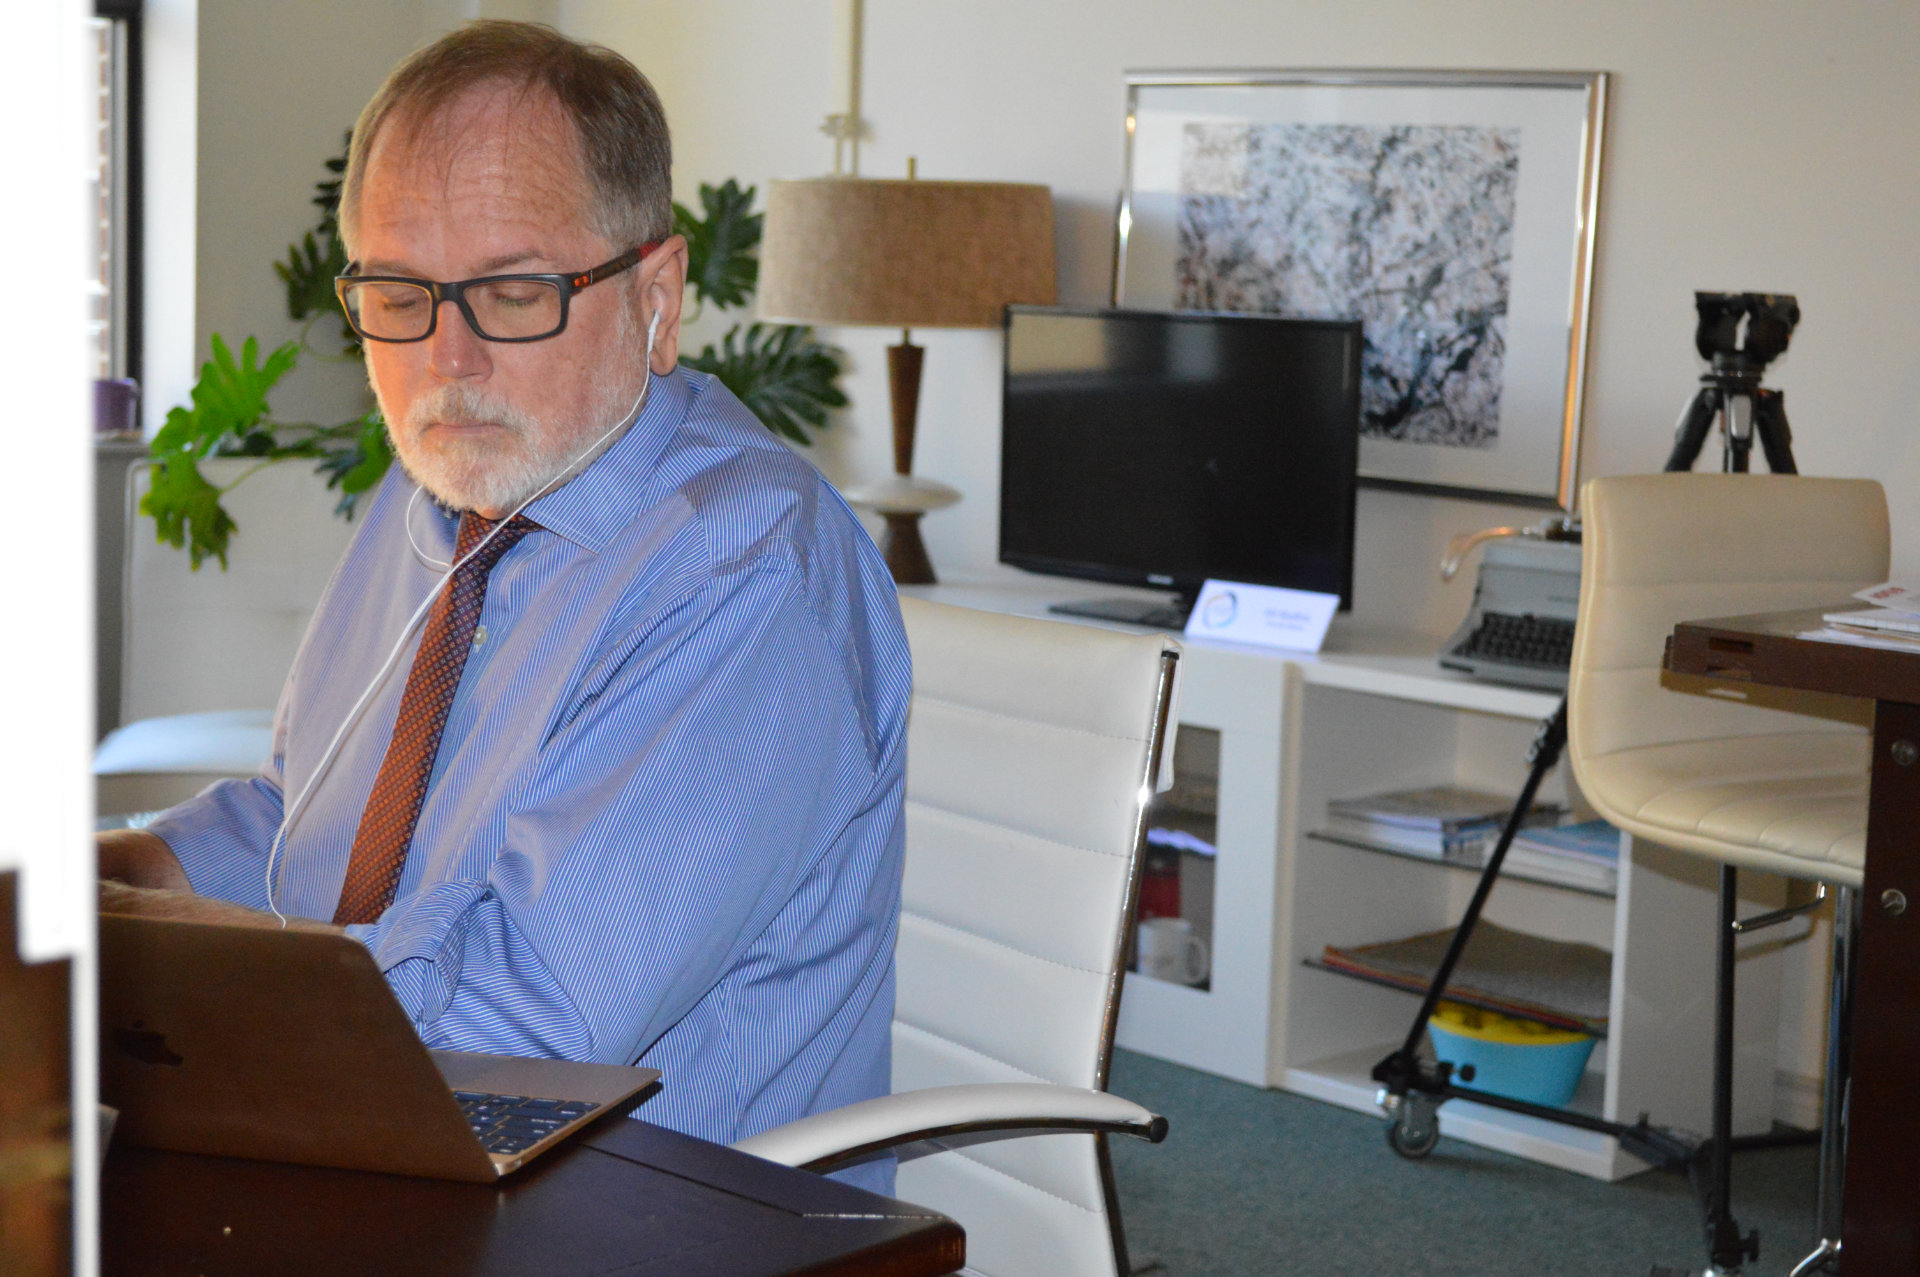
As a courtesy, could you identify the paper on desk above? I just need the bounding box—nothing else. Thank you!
[1822,606,1920,635]
[1802,624,1920,652]
[1853,582,1920,609]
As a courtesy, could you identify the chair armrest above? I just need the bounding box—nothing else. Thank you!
[731,1082,1168,1174]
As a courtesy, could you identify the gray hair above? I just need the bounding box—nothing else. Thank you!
[340,20,671,255]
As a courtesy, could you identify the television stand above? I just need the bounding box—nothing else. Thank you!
[1049,595,1194,631]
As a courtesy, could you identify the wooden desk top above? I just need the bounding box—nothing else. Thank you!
[1667,606,1920,705]
[103,1116,963,1276]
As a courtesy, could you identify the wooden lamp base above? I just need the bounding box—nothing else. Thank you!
[878,512,937,585]
[839,334,960,587]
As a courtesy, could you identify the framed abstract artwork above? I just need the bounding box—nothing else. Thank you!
[1116,70,1607,507]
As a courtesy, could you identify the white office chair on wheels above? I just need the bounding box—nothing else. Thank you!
[1569,473,1887,1276]
[736,598,1180,1277]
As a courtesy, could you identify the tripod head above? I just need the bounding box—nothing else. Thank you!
[1667,291,1801,474]
[1694,291,1799,389]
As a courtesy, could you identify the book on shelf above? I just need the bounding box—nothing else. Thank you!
[1495,819,1622,892]
[1320,785,1564,861]
[1319,812,1501,860]
[1510,819,1622,865]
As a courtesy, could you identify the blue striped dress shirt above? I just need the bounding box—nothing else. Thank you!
[148,366,910,1192]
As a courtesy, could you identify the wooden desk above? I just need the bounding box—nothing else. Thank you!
[1668,607,1920,1274]
[103,1116,963,1276]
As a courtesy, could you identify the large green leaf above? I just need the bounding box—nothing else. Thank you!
[150,334,300,459]
[684,323,847,446]
[313,410,395,518]
[674,179,762,312]
[139,453,238,571]
[144,333,297,568]
[142,331,392,567]
[275,134,354,349]
[274,229,346,323]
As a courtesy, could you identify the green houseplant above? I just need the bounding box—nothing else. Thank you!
[144,146,844,569]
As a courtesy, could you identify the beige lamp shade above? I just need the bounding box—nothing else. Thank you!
[756,178,1057,328]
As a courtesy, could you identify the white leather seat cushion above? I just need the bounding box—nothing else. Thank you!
[897,1144,1114,1277]
[890,1025,1112,1276]
[1578,731,1868,884]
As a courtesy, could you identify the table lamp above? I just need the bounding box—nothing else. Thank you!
[756,172,1056,583]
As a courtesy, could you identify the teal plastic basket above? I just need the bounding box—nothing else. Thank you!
[1426,1003,1596,1108]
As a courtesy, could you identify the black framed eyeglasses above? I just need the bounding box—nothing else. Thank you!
[335,242,658,343]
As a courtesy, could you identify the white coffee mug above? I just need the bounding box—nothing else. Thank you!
[1137,916,1210,985]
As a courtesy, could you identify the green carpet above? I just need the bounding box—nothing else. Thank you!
[1107,1049,1819,1276]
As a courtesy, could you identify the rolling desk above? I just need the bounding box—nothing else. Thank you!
[1667,606,1920,1275]
[103,1116,963,1276]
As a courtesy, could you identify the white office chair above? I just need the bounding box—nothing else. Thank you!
[95,458,358,816]
[1569,473,1887,1277]
[736,598,1180,1277]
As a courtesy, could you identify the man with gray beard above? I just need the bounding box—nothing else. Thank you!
[96,21,909,1191]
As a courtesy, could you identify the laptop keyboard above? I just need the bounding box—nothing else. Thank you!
[454,1090,600,1155]
[1447,611,1576,670]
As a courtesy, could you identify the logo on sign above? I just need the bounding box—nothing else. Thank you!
[1202,592,1238,628]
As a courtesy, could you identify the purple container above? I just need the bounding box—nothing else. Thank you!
[94,378,139,435]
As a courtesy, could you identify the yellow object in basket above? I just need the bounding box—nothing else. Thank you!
[1429,1000,1590,1046]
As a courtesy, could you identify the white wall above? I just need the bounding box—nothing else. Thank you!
[563,0,1920,639]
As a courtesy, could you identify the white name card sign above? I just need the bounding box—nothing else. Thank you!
[1183,579,1339,653]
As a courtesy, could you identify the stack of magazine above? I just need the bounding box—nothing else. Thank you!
[1500,819,1623,893]
[1320,785,1563,862]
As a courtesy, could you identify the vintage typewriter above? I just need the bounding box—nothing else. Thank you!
[1437,527,1582,692]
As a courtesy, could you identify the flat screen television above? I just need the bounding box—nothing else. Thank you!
[1000,305,1363,626]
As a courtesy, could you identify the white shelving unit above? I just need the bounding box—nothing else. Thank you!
[915,580,1794,1181]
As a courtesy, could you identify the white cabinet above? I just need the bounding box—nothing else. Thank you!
[1274,661,1790,1181]
[913,581,1791,1181]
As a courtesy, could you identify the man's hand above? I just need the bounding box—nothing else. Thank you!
[97,828,191,891]
[97,879,339,933]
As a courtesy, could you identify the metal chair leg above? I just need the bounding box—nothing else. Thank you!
[1788,885,1856,1277]
[1701,866,1760,1274]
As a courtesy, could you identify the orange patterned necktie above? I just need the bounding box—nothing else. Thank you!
[332,511,537,925]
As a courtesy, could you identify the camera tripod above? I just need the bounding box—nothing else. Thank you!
[1377,292,1823,1277]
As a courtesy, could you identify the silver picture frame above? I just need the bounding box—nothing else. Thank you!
[1116,69,1607,508]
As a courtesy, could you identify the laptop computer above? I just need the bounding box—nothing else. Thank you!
[98,910,660,1183]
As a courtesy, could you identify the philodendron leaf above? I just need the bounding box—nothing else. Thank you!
[139,453,238,571]
[143,333,301,568]
[150,334,300,458]
[673,179,762,312]
[314,410,395,517]
[274,230,344,323]
[683,323,847,446]
[279,133,355,346]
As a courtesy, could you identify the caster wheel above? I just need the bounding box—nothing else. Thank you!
[1384,1092,1442,1159]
